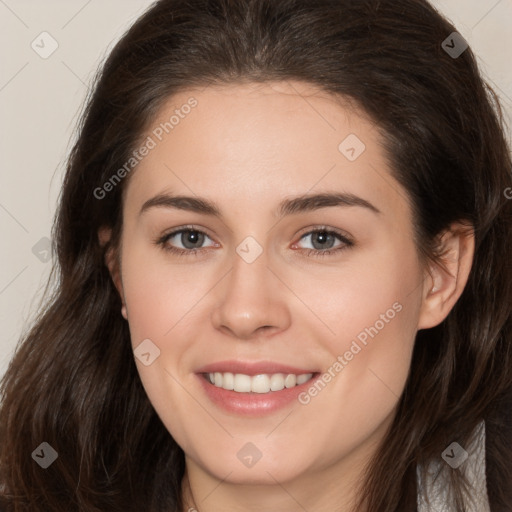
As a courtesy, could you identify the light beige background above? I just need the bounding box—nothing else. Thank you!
[1,0,511,380]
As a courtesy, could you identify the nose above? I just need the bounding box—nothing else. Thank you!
[210,246,291,340]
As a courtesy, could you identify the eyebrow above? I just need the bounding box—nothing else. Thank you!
[139,191,381,219]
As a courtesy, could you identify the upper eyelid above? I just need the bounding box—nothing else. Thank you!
[162,226,215,241]
[296,225,352,239]
[161,227,217,247]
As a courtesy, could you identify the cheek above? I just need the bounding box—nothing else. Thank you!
[119,246,205,445]
[289,294,419,475]
[284,239,422,350]
[120,242,210,345]
[119,244,217,415]
[291,243,421,419]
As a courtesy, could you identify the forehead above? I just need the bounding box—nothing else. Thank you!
[123,81,408,221]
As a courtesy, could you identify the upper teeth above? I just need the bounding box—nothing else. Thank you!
[207,372,314,393]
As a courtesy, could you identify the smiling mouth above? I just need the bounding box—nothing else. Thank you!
[203,371,317,393]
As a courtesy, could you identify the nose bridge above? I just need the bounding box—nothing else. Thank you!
[231,239,268,291]
[211,235,291,339]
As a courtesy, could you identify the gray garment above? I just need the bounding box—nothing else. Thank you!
[417,420,490,511]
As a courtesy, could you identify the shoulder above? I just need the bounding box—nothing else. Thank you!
[417,420,490,512]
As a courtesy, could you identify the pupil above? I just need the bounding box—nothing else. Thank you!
[182,231,203,249]
[313,231,334,250]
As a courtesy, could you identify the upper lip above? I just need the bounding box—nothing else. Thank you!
[196,360,319,376]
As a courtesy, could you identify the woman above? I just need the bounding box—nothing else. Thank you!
[1,0,511,510]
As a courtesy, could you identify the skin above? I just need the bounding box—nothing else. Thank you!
[100,81,474,512]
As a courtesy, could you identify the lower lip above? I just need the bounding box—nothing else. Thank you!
[196,373,320,416]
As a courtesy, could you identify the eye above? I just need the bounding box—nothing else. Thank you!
[155,225,354,258]
[155,226,217,256]
[292,227,354,257]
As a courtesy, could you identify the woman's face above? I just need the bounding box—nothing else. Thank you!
[111,81,433,490]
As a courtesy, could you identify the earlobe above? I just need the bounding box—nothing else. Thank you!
[417,223,475,330]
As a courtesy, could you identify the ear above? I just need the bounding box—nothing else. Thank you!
[417,222,475,330]
[98,226,127,320]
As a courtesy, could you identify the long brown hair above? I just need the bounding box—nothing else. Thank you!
[1,0,511,510]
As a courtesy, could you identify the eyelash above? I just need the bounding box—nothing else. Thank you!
[154,225,354,258]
